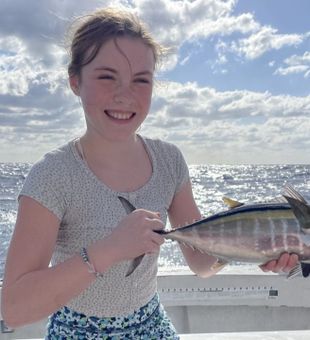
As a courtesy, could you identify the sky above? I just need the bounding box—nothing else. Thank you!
[0,0,309,164]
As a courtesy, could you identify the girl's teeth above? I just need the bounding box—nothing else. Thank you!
[107,111,133,120]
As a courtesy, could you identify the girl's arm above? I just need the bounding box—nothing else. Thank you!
[168,180,222,278]
[1,196,113,327]
[1,196,164,328]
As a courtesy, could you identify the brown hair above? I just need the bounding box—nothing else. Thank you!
[67,7,166,78]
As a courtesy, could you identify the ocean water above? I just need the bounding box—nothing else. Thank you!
[1,163,310,278]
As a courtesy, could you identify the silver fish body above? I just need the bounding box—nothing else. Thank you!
[159,202,310,264]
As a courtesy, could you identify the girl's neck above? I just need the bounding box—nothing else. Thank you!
[78,132,142,168]
[77,132,152,192]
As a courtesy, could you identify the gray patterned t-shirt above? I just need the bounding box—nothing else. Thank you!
[19,135,189,317]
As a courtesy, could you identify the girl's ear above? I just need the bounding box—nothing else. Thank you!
[69,75,80,96]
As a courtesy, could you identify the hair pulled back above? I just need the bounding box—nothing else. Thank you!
[67,8,165,78]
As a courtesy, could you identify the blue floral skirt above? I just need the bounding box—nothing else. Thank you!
[46,293,179,339]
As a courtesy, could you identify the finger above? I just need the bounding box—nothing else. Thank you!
[283,254,299,273]
[146,242,161,254]
[147,212,161,219]
[273,253,290,273]
[151,233,165,246]
[136,209,161,219]
[147,218,164,231]
[260,259,276,272]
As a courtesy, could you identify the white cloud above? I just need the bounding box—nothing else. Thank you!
[134,0,259,47]
[284,51,310,65]
[137,0,306,64]
[141,81,310,163]
[0,37,67,97]
[274,51,310,78]
[275,65,309,76]
[1,77,309,164]
[192,12,260,39]
[231,26,305,60]
[150,82,310,122]
[136,0,308,67]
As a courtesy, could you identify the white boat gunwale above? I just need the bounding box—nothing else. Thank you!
[1,270,310,338]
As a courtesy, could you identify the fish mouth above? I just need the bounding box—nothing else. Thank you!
[104,110,136,121]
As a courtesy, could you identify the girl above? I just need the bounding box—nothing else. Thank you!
[1,7,298,339]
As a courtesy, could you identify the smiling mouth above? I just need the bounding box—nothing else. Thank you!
[104,110,136,120]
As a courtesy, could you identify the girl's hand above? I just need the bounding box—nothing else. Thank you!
[259,253,299,274]
[107,209,165,263]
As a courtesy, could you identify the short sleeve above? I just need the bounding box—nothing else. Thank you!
[173,145,190,193]
[19,153,70,221]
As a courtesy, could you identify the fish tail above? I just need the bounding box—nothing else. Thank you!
[283,185,310,232]
[286,262,310,279]
[287,263,302,279]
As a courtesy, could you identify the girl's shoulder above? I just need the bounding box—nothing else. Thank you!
[141,135,182,156]
[26,141,76,183]
[33,141,74,167]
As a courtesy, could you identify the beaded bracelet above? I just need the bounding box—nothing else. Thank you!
[80,247,103,279]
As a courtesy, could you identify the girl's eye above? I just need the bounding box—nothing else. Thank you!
[98,75,115,80]
[134,78,151,84]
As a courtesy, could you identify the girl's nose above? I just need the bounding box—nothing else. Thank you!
[113,83,133,105]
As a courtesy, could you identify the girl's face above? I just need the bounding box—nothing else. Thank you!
[71,37,155,142]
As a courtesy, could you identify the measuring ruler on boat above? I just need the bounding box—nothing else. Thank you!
[159,286,278,301]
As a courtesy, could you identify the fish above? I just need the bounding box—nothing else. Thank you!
[118,185,310,278]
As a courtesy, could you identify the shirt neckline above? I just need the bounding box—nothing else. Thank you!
[69,135,156,197]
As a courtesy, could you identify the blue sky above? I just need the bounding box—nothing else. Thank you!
[0,0,309,164]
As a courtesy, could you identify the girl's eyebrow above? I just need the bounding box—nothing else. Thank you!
[135,70,153,77]
[94,66,117,73]
[94,66,153,76]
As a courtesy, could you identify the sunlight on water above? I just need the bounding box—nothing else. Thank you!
[0,163,310,277]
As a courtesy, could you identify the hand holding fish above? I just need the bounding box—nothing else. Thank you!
[107,209,165,264]
[260,253,299,274]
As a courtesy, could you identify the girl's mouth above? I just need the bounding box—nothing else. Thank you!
[104,110,136,120]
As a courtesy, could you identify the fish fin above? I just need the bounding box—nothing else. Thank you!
[125,255,144,277]
[184,241,208,254]
[284,185,308,204]
[286,263,302,279]
[211,259,228,271]
[118,196,142,276]
[282,185,310,232]
[301,262,310,277]
[118,196,136,214]
[222,197,244,209]
[180,241,197,252]
[286,261,310,279]
[186,243,196,251]
[178,241,207,254]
